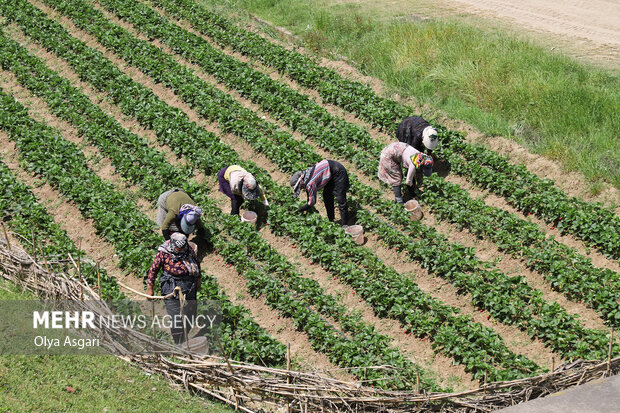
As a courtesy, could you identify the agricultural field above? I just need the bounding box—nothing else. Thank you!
[0,0,618,410]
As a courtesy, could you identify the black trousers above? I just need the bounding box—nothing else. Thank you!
[324,160,349,223]
[230,194,244,215]
[161,276,198,344]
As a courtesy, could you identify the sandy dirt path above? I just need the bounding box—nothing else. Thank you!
[447,0,619,64]
[333,0,619,67]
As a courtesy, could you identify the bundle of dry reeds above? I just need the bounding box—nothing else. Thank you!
[1,236,618,412]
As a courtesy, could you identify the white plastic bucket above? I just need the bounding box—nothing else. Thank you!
[404,200,423,221]
[345,225,364,245]
[240,211,258,225]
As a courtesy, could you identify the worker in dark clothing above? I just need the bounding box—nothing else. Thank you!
[396,116,439,154]
[289,159,349,225]
[156,189,207,241]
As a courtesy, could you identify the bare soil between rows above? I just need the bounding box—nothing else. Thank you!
[2,0,619,392]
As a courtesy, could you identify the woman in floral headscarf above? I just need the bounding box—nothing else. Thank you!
[378,142,433,203]
[146,232,201,344]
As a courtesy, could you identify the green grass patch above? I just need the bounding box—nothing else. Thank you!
[0,279,232,412]
[200,0,620,189]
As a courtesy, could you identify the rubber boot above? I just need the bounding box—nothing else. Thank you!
[393,186,404,204]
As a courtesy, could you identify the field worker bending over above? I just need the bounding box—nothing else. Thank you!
[290,159,350,225]
[157,189,207,241]
[378,142,433,203]
[396,116,439,155]
[217,165,269,215]
[146,232,200,344]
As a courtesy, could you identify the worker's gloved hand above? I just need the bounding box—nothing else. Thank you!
[263,199,269,207]
[298,204,310,214]
[395,197,404,204]
[161,229,171,241]
[146,285,154,296]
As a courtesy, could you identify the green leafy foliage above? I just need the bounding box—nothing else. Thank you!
[0,161,122,300]
[3,0,618,386]
[156,0,620,260]
[0,9,441,386]
[0,81,283,366]
[81,0,620,331]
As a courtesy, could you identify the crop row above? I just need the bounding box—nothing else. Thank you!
[74,0,619,359]
[150,0,408,128]
[98,0,385,158]
[55,0,557,378]
[211,226,440,389]
[0,160,123,299]
[0,28,442,388]
[2,0,544,380]
[0,46,387,383]
[423,170,620,326]
[437,138,620,260]
[77,0,620,327]
[0,84,285,366]
[34,0,619,362]
[0,133,283,363]
[153,0,620,260]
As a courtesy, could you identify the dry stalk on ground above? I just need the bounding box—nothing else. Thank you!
[1,237,618,412]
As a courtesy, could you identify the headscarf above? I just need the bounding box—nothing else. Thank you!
[178,204,202,222]
[291,164,317,199]
[242,175,260,200]
[412,153,434,177]
[422,126,438,150]
[178,204,201,234]
[158,233,200,278]
[290,171,304,198]
[170,232,188,250]
[159,232,189,261]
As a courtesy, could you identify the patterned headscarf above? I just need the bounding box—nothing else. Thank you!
[412,153,434,176]
[178,204,202,223]
[290,171,304,198]
[157,233,200,278]
[412,152,424,169]
[159,232,189,261]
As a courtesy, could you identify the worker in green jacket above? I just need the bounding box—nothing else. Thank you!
[156,189,208,241]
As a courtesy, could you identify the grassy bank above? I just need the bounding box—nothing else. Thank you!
[200,0,620,190]
[0,279,232,412]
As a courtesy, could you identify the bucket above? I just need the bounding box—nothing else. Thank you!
[240,211,257,225]
[345,225,364,245]
[186,336,208,354]
[404,200,423,221]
